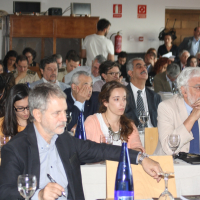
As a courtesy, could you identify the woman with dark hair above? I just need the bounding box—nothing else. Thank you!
[186,55,198,67]
[157,33,178,62]
[153,57,170,74]
[22,47,38,67]
[3,50,18,73]
[85,81,144,151]
[0,84,30,137]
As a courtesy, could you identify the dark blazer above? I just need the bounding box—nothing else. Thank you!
[125,83,162,127]
[153,72,172,93]
[64,88,99,131]
[178,36,200,55]
[0,123,138,200]
[157,44,179,62]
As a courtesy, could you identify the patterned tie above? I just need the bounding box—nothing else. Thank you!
[136,90,147,128]
[189,119,199,154]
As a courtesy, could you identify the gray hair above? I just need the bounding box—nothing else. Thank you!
[166,63,180,78]
[71,71,91,85]
[126,57,144,73]
[179,50,190,58]
[177,67,200,97]
[29,83,66,122]
[93,55,106,64]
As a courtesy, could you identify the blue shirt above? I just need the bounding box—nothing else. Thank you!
[190,37,200,56]
[184,101,193,116]
[32,124,68,200]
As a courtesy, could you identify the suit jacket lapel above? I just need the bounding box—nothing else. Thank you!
[26,123,40,189]
[56,136,75,200]
[127,83,137,116]
[145,88,154,121]
[83,100,90,120]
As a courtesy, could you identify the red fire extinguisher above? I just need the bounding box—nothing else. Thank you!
[110,31,122,55]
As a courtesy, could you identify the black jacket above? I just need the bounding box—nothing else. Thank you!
[125,83,162,127]
[0,123,139,200]
[64,88,99,131]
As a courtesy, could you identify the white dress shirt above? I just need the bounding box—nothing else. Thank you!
[130,83,153,127]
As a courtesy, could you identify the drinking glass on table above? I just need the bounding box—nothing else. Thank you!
[139,111,149,134]
[100,135,113,144]
[18,174,37,200]
[168,134,180,164]
[158,172,174,200]
[0,135,11,158]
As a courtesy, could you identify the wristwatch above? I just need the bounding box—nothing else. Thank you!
[138,152,149,165]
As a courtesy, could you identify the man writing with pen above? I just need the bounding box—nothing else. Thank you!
[0,83,163,200]
[155,67,200,155]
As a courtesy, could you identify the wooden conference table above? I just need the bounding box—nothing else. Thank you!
[81,159,200,200]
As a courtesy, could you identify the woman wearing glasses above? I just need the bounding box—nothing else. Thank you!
[85,81,144,152]
[93,61,128,92]
[0,84,30,137]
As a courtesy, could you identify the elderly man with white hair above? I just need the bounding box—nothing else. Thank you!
[155,67,200,155]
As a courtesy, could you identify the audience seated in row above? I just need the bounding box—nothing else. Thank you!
[155,67,200,155]
[93,60,127,92]
[85,81,144,151]
[30,56,69,91]
[63,54,106,85]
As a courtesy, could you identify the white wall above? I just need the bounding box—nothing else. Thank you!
[0,0,200,58]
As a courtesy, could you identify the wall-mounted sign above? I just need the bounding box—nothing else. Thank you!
[113,4,122,18]
[137,5,146,18]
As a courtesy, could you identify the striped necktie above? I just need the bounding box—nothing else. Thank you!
[137,90,147,128]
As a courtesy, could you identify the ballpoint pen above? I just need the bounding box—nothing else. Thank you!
[47,173,67,198]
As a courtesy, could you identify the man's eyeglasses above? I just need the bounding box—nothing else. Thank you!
[107,72,121,76]
[14,106,29,112]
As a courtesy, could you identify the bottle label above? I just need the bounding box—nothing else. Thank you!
[115,191,134,200]
[117,197,133,200]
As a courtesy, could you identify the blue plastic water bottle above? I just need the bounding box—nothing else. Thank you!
[74,111,87,140]
[114,142,134,200]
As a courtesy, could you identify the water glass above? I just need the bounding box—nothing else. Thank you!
[168,134,180,163]
[100,135,113,144]
[18,174,37,200]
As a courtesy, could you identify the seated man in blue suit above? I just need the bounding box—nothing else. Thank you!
[64,71,99,131]
[125,57,162,128]
[30,56,70,91]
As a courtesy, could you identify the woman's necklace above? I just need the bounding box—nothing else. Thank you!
[104,113,121,141]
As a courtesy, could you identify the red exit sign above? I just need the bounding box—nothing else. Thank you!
[113,4,122,18]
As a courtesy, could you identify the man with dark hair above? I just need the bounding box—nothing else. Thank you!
[153,63,180,93]
[178,26,200,56]
[0,83,162,200]
[93,60,128,92]
[30,56,69,91]
[81,18,114,67]
[57,52,80,82]
[117,51,128,80]
[13,55,40,84]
